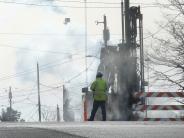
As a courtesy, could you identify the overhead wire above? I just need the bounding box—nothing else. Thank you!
[40,83,61,89]
[143,13,181,40]
[0,0,169,9]
[0,86,62,100]
[1,0,176,106]
[0,1,174,42]
[0,0,171,120]
[0,44,98,82]
[39,55,99,90]
[0,44,79,55]
[145,64,183,89]
[12,86,38,104]
[0,0,121,8]
[27,108,38,122]
[0,33,164,38]
[51,0,121,5]
[0,32,122,36]
[23,106,37,121]
[0,56,85,81]
[1,63,96,121]
[38,48,100,91]
[0,87,38,99]
[65,49,100,83]
[0,43,97,59]
[0,49,100,104]
[50,0,184,8]
[0,55,72,78]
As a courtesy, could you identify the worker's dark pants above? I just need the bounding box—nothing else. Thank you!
[89,100,106,121]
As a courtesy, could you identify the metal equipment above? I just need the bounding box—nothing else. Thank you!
[83,0,144,121]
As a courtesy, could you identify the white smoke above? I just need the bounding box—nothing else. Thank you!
[0,0,101,122]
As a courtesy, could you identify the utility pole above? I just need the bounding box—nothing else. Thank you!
[37,62,41,122]
[139,13,144,93]
[9,86,12,120]
[124,0,130,45]
[63,85,70,121]
[63,85,67,121]
[57,104,60,122]
[121,0,125,43]
[96,15,110,47]
[84,0,88,85]
[103,15,108,47]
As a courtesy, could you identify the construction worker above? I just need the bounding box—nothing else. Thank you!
[88,72,108,121]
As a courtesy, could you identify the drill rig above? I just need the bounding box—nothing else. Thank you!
[83,0,144,121]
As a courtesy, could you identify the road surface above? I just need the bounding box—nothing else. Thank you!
[0,122,184,138]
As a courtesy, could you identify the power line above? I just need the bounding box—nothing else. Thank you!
[0,32,166,37]
[3,86,37,95]
[0,87,61,100]
[0,48,99,83]
[40,83,62,89]
[0,32,121,36]
[143,13,181,40]
[0,0,120,8]
[0,0,167,9]
[0,44,81,55]
[53,0,121,5]
[0,57,85,81]
[38,50,100,89]
[27,108,37,122]
[39,82,86,97]
[52,0,184,7]
[65,50,100,83]
[0,0,174,6]
[0,55,80,77]
[39,57,85,71]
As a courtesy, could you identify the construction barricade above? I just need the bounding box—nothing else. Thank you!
[135,92,184,121]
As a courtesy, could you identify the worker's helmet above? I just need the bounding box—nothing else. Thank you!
[96,72,103,78]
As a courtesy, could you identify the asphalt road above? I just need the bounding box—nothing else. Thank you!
[0,122,184,138]
[0,127,84,138]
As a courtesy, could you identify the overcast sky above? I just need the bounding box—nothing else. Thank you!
[0,0,179,121]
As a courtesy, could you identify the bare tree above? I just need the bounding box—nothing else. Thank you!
[41,107,57,122]
[148,0,184,91]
